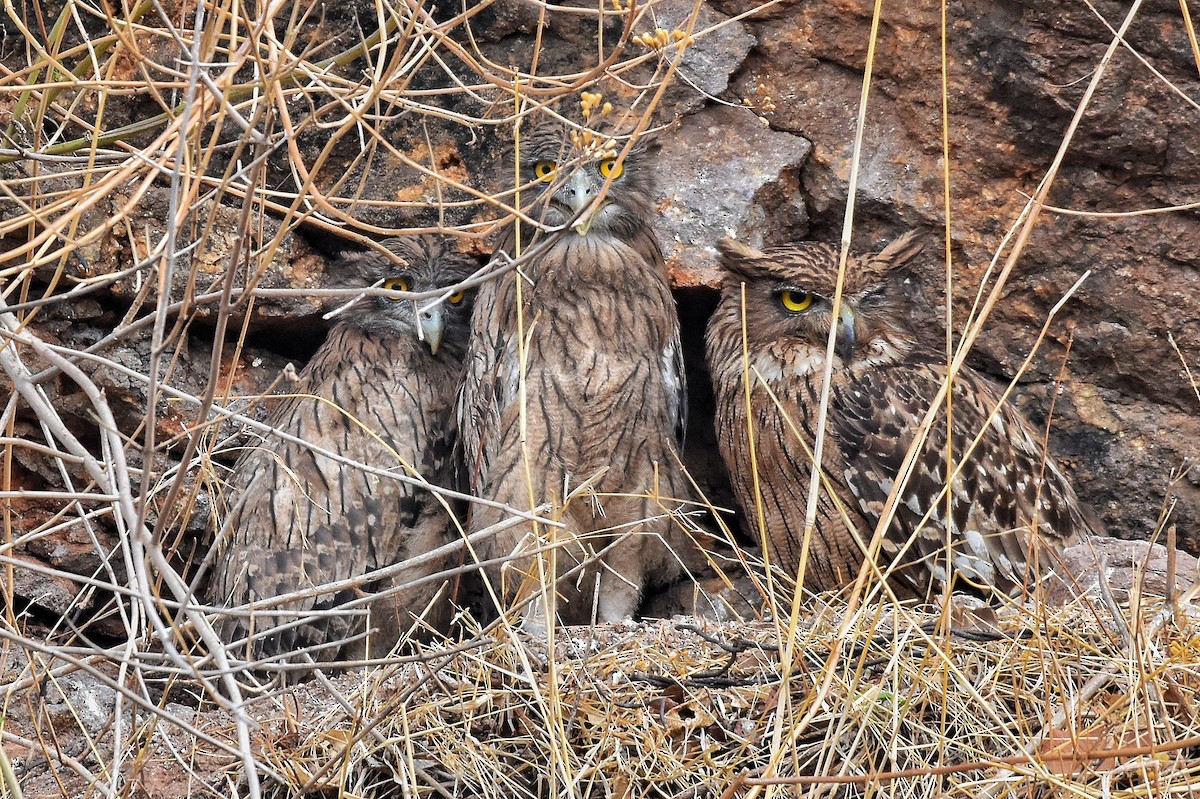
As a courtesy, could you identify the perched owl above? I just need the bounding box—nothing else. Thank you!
[706,232,1097,600]
[459,123,703,627]
[208,235,474,662]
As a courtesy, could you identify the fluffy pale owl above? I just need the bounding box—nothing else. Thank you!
[208,235,474,662]
[459,123,703,627]
[706,232,1096,599]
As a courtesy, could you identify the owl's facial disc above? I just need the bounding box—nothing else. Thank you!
[542,159,624,235]
[379,274,469,354]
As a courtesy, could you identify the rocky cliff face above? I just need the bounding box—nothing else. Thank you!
[722,0,1200,547]
[2,0,1198,630]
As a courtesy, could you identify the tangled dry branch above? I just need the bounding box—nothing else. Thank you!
[3,0,1200,797]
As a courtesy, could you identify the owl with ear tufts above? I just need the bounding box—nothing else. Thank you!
[706,231,1097,600]
[208,235,475,663]
[459,121,705,628]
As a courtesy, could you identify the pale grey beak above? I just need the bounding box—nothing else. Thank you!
[565,170,598,216]
[564,170,605,234]
[418,305,445,355]
[836,303,857,362]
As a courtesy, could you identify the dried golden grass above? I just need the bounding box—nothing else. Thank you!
[4,0,1200,797]
[187,590,1200,799]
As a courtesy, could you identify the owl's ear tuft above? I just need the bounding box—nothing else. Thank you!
[436,250,482,287]
[873,229,926,272]
[517,120,572,162]
[330,250,383,289]
[622,130,659,159]
[337,243,415,285]
[716,237,771,279]
[378,235,428,266]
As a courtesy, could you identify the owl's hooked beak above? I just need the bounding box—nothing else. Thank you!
[564,170,607,235]
[418,305,445,355]
[836,303,857,362]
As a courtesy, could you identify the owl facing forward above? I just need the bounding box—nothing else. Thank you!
[706,232,1096,599]
[459,123,704,627]
[208,235,474,663]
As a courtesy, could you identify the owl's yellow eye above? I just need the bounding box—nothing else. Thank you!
[598,158,623,180]
[780,290,814,313]
[382,277,410,298]
[534,161,557,182]
[446,290,466,305]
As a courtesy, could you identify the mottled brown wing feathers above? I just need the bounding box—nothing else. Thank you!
[832,348,1096,596]
[457,257,517,494]
[212,326,460,660]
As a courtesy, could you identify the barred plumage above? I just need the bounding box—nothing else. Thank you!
[706,232,1096,599]
[208,235,474,662]
[459,123,702,627]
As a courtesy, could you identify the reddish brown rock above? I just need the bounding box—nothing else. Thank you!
[651,104,812,286]
[9,554,88,617]
[1050,537,1200,605]
[725,0,1200,549]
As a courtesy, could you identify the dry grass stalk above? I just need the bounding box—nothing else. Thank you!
[173,597,1200,798]
[2,0,1200,797]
